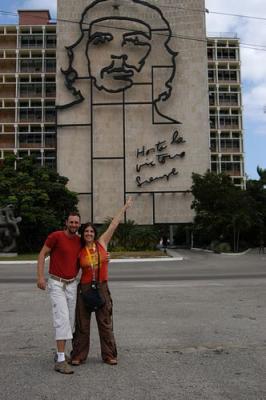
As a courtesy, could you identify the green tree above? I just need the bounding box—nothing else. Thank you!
[0,156,78,252]
[191,171,256,252]
[246,166,266,245]
[98,218,160,251]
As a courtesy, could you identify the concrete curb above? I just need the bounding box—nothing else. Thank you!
[191,247,251,256]
[0,256,183,265]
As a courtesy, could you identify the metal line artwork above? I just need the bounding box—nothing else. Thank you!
[135,129,186,187]
[0,205,21,253]
[136,167,178,187]
[58,0,178,113]
[57,0,187,223]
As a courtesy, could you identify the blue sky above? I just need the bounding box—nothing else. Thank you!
[0,0,265,179]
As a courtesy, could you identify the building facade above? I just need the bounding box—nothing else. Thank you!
[0,10,56,168]
[0,5,245,221]
[207,36,245,188]
[56,0,210,224]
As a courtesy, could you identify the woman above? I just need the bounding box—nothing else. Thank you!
[70,197,132,366]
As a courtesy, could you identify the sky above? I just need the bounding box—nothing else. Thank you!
[0,0,265,179]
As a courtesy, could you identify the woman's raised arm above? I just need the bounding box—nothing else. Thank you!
[98,197,133,249]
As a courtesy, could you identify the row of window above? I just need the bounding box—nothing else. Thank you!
[211,162,242,176]
[210,131,241,139]
[207,48,238,60]
[208,70,238,82]
[0,134,55,146]
[209,85,239,93]
[19,83,56,97]
[18,125,55,133]
[19,59,56,73]
[210,116,240,129]
[18,108,56,122]
[210,139,242,152]
[19,133,55,146]
[209,92,239,106]
[0,149,56,168]
[20,35,56,48]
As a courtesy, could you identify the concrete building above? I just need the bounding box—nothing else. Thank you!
[207,36,245,188]
[0,4,245,222]
[0,10,56,168]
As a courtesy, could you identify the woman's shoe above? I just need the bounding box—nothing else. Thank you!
[71,359,82,366]
[103,358,117,365]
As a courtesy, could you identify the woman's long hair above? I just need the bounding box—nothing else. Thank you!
[80,222,98,247]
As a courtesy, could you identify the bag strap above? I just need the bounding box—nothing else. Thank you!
[85,241,101,283]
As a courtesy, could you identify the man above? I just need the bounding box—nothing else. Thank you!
[60,0,177,110]
[37,212,81,374]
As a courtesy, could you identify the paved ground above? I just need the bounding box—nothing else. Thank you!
[1,249,266,400]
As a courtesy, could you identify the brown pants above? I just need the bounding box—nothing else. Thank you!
[71,282,117,362]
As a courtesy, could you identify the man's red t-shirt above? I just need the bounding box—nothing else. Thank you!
[45,231,81,279]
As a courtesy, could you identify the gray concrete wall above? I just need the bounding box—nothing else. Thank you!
[57,0,209,223]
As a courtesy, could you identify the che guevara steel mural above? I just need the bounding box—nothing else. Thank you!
[58,0,188,223]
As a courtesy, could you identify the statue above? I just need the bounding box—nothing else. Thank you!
[0,205,21,253]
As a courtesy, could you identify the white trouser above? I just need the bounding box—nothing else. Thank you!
[47,277,77,341]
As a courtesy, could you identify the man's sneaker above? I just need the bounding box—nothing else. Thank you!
[54,360,74,374]
[54,353,71,363]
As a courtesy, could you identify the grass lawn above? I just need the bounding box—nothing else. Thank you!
[0,253,39,261]
[110,250,167,258]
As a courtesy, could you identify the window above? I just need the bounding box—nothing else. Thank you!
[208,70,215,82]
[45,35,56,48]
[220,116,239,129]
[220,132,230,138]
[18,126,29,133]
[19,83,42,97]
[219,93,238,106]
[220,139,240,151]
[210,139,217,152]
[44,133,56,147]
[44,125,56,133]
[44,158,56,168]
[209,116,217,129]
[221,155,231,161]
[19,108,42,122]
[218,70,237,82]
[20,59,42,72]
[209,92,215,106]
[19,134,42,145]
[45,59,56,72]
[207,48,214,59]
[44,150,56,168]
[217,48,237,60]
[45,83,56,97]
[44,108,56,122]
[20,35,43,48]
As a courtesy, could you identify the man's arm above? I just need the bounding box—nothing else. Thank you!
[37,244,51,290]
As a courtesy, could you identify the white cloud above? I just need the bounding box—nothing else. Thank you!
[243,84,266,127]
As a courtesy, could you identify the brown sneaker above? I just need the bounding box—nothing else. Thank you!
[54,360,74,374]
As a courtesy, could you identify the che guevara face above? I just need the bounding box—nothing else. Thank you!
[86,18,152,92]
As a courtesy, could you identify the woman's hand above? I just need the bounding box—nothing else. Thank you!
[98,196,134,249]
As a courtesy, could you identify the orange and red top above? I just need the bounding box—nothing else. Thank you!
[79,241,108,284]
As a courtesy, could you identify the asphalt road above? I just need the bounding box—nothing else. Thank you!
[0,248,266,283]
[1,249,266,400]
